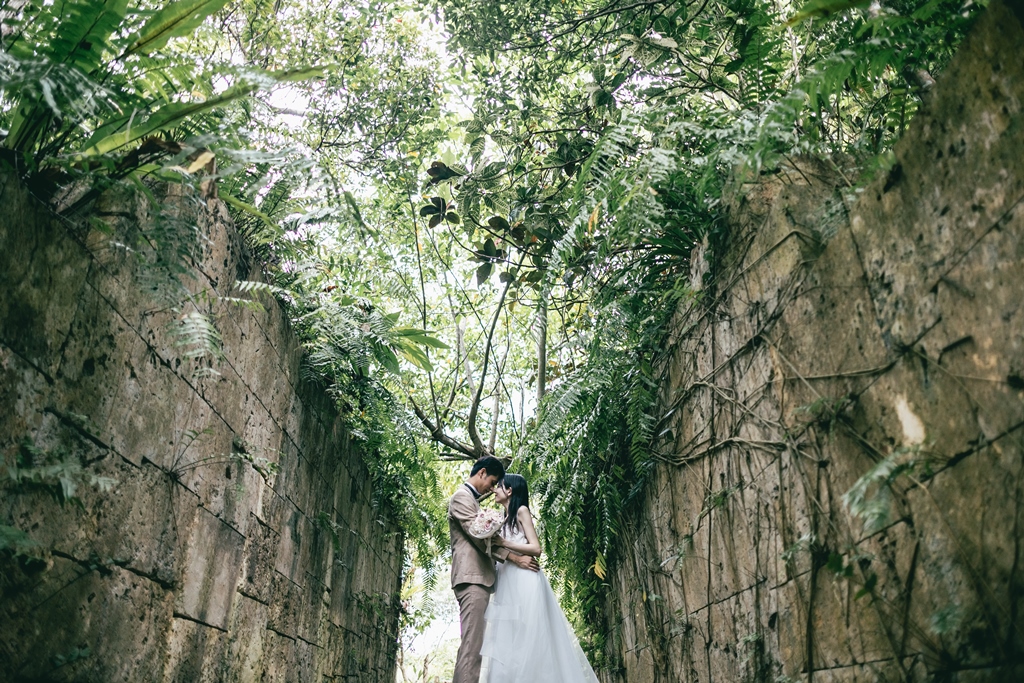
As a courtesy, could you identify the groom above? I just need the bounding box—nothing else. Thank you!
[449,456,539,683]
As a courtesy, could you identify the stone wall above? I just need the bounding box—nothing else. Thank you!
[598,2,1024,681]
[0,174,402,681]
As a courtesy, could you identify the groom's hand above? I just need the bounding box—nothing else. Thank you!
[510,553,540,572]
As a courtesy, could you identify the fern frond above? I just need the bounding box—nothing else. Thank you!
[174,309,223,365]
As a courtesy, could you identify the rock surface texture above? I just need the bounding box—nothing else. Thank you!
[0,177,401,681]
[599,2,1024,681]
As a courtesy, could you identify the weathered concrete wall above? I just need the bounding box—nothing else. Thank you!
[599,2,1024,681]
[0,175,402,681]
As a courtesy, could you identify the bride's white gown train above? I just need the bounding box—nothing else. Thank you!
[478,527,600,683]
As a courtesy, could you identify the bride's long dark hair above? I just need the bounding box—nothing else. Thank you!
[502,473,530,534]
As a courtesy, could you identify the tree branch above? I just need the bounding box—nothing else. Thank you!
[466,270,517,455]
[409,394,477,458]
[409,192,441,429]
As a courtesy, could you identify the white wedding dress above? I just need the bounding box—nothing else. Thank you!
[478,526,601,683]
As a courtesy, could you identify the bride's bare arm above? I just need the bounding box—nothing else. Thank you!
[500,507,542,557]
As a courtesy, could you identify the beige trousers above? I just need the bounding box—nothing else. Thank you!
[452,582,490,683]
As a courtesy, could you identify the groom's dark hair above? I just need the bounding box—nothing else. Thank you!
[470,456,505,480]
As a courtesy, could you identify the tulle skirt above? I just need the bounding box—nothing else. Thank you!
[479,560,600,683]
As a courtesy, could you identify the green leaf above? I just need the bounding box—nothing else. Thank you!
[395,340,434,371]
[78,66,325,157]
[786,0,871,26]
[593,551,607,580]
[4,0,130,151]
[221,194,276,234]
[590,89,614,107]
[0,524,39,556]
[488,216,510,231]
[476,262,493,284]
[430,196,448,213]
[854,572,877,600]
[50,0,131,71]
[910,0,945,20]
[124,0,230,57]
[478,161,505,180]
[376,344,401,374]
[392,328,450,349]
[344,191,377,237]
[469,136,486,158]
[724,57,746,73]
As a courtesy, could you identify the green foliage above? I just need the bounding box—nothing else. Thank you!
[930,604,964,635]
[702,485,740,517]
[50,646,92,669]
[6,438,117,503]
[781,532,818,564]
[0,0,319,173]
[842,444,928,536]
[0,439,114,573]
[0,523,40,557]
[257,244,452,582]
[174,308,224,373]
[520,288,673,646]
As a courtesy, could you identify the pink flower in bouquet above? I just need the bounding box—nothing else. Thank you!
[467,508,506,539]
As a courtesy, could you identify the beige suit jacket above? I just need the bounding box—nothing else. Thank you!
[448,485,510,588]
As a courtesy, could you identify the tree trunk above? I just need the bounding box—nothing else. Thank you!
[535,294,548,403]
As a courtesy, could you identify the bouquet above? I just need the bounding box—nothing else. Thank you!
[466,508,506,554]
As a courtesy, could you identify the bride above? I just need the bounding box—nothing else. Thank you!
[479,474,600,683]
